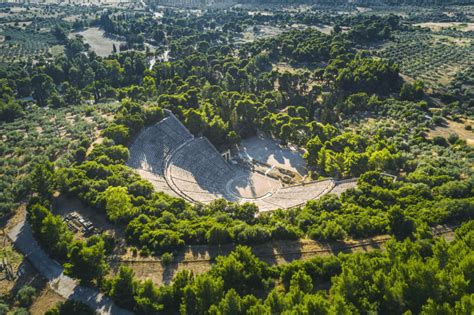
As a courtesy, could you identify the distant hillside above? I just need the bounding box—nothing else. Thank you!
[236,0,474,5]
[147,0,473,8]
[368,0,474,5]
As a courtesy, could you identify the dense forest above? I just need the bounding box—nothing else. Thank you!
[105,221,474,314]
[12,13,470,254]
[2,7,472,245]
[28,219,474,314]
[1,4,473,314]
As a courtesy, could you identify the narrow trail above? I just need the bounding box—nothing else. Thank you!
[110,225,456,265]
[6,206,457,302]
[104,225,456,287]
[7,218,132,315]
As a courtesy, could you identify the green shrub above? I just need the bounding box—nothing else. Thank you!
[233,224,271,244]
[206,225,233,245]
[161,252,173,266]
[447,133,459,145]
[12,308,28,315]
[0,303,9,315]
[271,224,301,240]
[45,300,94,315]
[16,285,36,307]
[102,124,130,145]
[435,181,471,198]
[309,221,347,241]
[140,247,151,257]
[432,136,448,147]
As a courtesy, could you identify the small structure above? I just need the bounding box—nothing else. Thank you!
[63,212,96,236]
[221,149,231,161]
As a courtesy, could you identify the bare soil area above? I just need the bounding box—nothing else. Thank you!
[111,223,456,287]
[111,235,390,286]
[0,236,58,314]
[53,195,126,240]
[237,134,308,176]
[29,287,65,315]
[414,22,474,32]
[427,118,474,146]
[73,27,125,57]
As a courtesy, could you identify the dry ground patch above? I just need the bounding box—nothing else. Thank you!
[414,22,474,32]
[111,224,455,287]
[1,212,63,315]
[29,288,65,315]
[53,195,126,241]
[0,240,25,297]
[73,27,125,57]
[112,235,389,286]
[427,118,474,146]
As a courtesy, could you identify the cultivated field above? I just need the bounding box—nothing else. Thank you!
[0,27,59,62]
[0,102,118,218]
[377,31,474,91]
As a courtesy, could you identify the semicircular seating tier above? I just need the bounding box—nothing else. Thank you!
[166,137,237,203]
[330,179,358,196]
[128,113,356,212]
[252,179,336,212]
[127,113,193,197]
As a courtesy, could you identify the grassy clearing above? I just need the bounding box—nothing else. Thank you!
[29,288,65,315]
[0,245,23,268]
[0,238,27,297]
[48,44,65,57]
[235,25,287,44]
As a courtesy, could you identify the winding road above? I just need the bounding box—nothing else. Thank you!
[7,218,132,315]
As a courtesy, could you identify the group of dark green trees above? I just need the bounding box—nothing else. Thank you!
[16,6,472,260]
[103,222,474,314]
[2,5,473,314]
[27,96,473,262]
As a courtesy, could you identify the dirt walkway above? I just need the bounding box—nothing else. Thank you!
[110,225,456,286]
[6,204,457,293]
[7,218,132,315]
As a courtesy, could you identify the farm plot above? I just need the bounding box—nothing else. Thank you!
[375,32,473,91]
[0,102,118,219]
[447,65,474,108]
[0,27,60,62]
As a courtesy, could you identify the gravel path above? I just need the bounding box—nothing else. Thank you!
[7,219,133,315]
